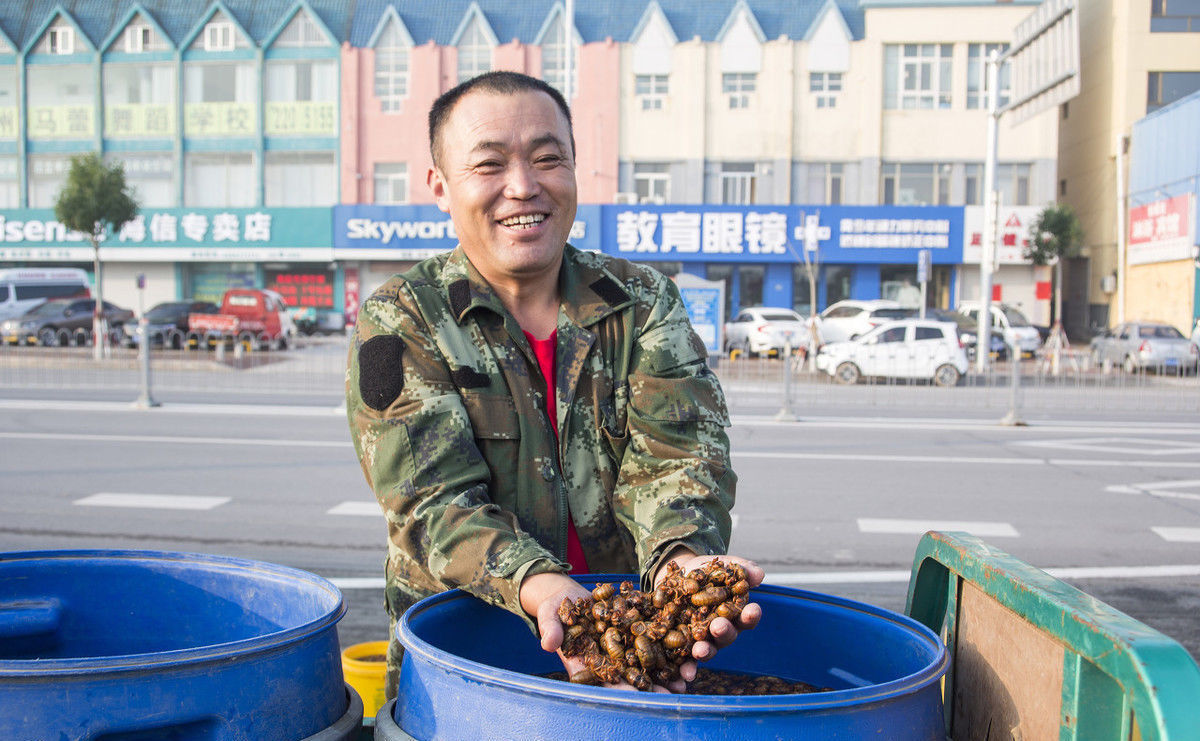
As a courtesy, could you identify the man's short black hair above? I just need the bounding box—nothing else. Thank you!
[428,71,575,169]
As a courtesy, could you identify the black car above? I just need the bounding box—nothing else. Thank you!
[0,298,135,346]
[121,300,220,349]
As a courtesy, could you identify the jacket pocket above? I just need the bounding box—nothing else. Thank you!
[461,393,520,440]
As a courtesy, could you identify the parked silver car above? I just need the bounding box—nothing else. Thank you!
[1089,321,1199,374]
[724,306,810,357]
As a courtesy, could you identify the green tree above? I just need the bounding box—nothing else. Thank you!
[53,153,139,360]
[1025,203,1084,330]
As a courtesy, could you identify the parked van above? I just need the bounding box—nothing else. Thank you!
[957,301,1042,356]
[0,268,91,322]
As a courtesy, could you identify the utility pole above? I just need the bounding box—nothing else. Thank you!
[977,49,1001,375]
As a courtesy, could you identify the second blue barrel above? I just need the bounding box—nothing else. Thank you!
[0,549,357,741]
[384,574,948,740]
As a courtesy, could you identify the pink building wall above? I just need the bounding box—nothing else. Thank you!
[341,39,621,207]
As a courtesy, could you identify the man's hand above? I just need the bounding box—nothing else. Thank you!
[653,549,765,681]
[519,571,674,693]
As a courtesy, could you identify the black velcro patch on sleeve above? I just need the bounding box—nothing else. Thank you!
[358,335,405,411]
[448,279,471,317]
[451,366,490,389]
[590,276,630,307]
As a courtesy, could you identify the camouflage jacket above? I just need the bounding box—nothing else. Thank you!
[346,245,735,631]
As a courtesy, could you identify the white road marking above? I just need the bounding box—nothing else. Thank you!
[857,518,1019,538]
[1152,527,1200,543]
[0,431,348,448]
[1106,479,1200,501]
[734,450,1200,468]
[328,501,382,517]
[74,493,230,510]
[1014,437,1200,456]
[329,564,1200,591]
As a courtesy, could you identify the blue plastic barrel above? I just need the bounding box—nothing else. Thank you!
[0,549,360,741]
[381,575,949,740]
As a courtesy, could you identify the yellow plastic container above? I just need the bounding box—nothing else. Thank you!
[341,640,389,718]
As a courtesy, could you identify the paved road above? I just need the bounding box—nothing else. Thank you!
[2,393,1197,664]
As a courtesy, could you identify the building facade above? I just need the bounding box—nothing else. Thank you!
[0,0,1060,332]
[1056,0,1200,337]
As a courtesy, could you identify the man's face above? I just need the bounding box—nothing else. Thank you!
[428,89,577,288]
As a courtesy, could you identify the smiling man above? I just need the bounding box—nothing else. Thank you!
[346,71,761,699]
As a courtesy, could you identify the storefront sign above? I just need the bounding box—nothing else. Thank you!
[265,269,336,309]
[674,273,725,355]
[0,208,332,262]
[27,105,95,139]
[0,107,16,140]
[265,101,336,136]
[105,104,175,138]
[600,205,962,264]
[333,204,598,259]
[1128,193,1196,266]
[962,206,1042,264]
[184,102,257,137]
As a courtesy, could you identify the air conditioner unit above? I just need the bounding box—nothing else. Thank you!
[613,192,638,205]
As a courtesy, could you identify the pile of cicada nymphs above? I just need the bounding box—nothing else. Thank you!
[556,559,751,691]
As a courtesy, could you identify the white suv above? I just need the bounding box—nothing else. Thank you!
[816,299,913,343]
[815,319,968,386]
[958,301,1042,356]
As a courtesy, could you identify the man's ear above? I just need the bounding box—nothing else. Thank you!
[428,167,450,213]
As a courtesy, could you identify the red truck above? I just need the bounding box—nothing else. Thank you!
[188,288,297,351]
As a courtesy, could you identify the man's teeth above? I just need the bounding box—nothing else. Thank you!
[501,214,546,228]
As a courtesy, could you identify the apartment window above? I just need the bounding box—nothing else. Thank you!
[1152,0,1200,32]
[884,43,952,109]
[28,155,72,207]
[810,72,842,108]
[105,64,174,105]
[47,27,75,55]
[265,152,336,206]
[541,18,577,98]
[0,156,17,208]
[373,163,408,204]
[374,21,410,112]
[109,153,174,207]
[881,163,950,206]
[124,24,152,53]
[1147,71,1200,112]
[967,43,1011,109]
[185,152,255,207]
[720,163,756,205]
[636,74,668,110]
[457,17,492,83]
[204,22,235,52]
[633,163,670,203]
[274,11,326,47]
[722,73,755,109]
[806,163,843,205]
[266,60,336,102]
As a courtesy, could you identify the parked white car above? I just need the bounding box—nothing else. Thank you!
[815,319,969,386]
[957,301,1042,356]
[815,299,913,344]
[724,306,809,356]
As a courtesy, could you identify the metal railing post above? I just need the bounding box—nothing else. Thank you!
[774,341,798,422]
[134,318,159,408]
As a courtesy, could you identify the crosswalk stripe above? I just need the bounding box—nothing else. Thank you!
[74,493,230,510]
[1152,527,1200,543]
[857,518,1019,538]
[327,501,382,517]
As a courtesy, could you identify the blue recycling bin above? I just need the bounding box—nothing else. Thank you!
[0,549,361,740]
[378,574,948,740]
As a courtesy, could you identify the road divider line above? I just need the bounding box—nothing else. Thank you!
[0,431,349,448]
[74,493,231,510]
[1152,527,1200,543]
[736,450,1200,469]
[329,563,1200,591]
[328,501,382,517]
[857,518,1019,538]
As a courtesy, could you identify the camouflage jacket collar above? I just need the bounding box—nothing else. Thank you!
[439,245,635,329]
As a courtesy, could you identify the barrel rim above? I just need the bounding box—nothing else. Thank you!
[396,575,949,713]
[0,549,346,676]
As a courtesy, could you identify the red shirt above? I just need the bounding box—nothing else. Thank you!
[524,330,590,574]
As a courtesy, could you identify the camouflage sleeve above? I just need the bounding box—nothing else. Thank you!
[612,274,737,591]
[346,285,566,629]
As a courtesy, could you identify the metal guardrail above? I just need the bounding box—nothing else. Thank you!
[1,335,1197,415]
